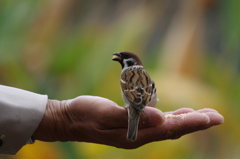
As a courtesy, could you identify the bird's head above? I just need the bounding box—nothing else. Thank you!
[112,51,143,69]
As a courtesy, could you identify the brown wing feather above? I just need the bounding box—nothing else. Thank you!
[121,67,153,111]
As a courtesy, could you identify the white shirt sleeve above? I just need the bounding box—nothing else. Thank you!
[0,85,48,155]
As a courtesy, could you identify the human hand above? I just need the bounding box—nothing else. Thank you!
[32,96,224,149]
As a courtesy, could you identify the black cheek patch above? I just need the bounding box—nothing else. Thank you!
[127,61,134,67]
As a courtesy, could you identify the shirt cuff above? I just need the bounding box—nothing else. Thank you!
[0,85,48,155]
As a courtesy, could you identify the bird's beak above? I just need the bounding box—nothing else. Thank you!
[112,53,122,61]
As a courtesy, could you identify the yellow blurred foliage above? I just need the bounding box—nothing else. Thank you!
[15,142,63,159]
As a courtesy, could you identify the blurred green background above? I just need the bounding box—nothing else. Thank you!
[0,0,239,158]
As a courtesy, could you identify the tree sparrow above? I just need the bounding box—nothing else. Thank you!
[112,51,157,142]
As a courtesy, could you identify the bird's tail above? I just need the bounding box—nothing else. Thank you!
[127,105,141,142]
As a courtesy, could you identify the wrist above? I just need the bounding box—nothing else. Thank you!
[32,99,68,142]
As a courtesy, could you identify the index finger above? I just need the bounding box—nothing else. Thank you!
[97,101,164,129]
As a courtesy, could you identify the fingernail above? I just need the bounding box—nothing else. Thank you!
[206,112,224,125]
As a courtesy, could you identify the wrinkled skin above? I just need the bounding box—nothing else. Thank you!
[32,96,224,149]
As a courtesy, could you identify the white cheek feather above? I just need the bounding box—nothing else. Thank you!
[123,60,128,68]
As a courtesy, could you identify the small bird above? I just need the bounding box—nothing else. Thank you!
[112,51,157,142]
